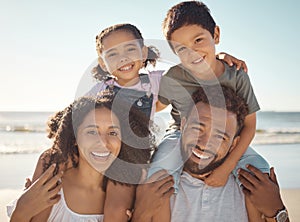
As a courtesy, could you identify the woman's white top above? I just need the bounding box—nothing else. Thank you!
[47,189,104,222]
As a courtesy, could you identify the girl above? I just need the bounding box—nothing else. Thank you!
[9,95,155,221]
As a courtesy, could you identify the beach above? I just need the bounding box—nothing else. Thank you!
[1,111,300,221]
[0,150,300,222]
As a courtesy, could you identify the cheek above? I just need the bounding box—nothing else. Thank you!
[110,139,122,156]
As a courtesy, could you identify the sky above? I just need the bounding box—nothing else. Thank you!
[0,0,299,112]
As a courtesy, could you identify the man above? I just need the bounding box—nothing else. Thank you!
[132,85,289,222]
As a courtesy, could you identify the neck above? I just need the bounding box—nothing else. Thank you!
[116,76,139,86]
[183,167,211,181]
[75,161,104,189]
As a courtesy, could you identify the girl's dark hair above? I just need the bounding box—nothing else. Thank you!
[92,23,160,82]
[43,95,154,191]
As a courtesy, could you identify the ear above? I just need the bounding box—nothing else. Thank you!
[142,45,148,61]
[180,117,187,132]
[98,57,108,72]
[214,26,220,44]
[229,136,240,152]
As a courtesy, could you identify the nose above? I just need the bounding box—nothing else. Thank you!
[119,53,129,63]
[97,134,108,147]
[196,132,217,152]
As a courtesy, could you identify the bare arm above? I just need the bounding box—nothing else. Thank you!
[131,170,174,222]
[205,113,256,186]
[103,180,135,222]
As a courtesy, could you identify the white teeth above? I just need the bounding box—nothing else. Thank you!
[192,150,210,159]
[119,65,133,71]
[91,151,110,157]
[192,57,204,64]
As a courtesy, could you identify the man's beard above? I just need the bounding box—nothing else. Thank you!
[183,153,228,175]
[181,144,230,176]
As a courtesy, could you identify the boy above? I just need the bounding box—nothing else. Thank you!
[149,1,269,189]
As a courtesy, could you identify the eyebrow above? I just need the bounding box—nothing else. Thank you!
[190,121,205,127]
[84,125,120,130]
[216,129,230,139]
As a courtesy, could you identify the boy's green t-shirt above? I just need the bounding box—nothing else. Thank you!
[158,62,260,130]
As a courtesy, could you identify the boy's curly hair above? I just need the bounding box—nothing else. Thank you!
[44,95,154,190]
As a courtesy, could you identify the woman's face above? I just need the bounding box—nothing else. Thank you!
[99,30,147,86]
[76,107,121,173]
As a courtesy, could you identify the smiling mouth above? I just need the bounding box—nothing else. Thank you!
[191,146,214,161]
[118,63,134,71]
[192,56,205,64]
[90,151,112,162]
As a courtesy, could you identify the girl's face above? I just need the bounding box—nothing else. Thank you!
[76,107,121,173]
[99,30,148,86]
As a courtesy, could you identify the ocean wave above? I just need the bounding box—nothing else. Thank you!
[0,125,46,133]
[253,130,300,145]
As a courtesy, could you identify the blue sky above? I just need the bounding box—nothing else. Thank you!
[0,0,299,111]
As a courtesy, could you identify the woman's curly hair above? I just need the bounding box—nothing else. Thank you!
[43,95,154,190]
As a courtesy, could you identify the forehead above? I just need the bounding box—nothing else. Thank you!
[170,24,208,42]
[102,30,139,51]
[81,107,120,126]
[188,102,237,132]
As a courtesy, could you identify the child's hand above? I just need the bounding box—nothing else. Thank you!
[204,164,231,187]
[216,52,248,73]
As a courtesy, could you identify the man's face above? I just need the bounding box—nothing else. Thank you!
[170,24,220,78]
[181,102,238,178]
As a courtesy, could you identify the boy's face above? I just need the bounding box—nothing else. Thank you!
[170,25,220,77]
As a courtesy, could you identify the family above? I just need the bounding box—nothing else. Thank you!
[8,1,289,222]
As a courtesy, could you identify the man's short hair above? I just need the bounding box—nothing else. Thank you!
[190,85,249,135]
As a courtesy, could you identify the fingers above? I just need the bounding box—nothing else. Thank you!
[269,167,279,186]
[47,194,61,206]
[146,170,170,184]
[48,182,62,199]
[24,178,32,190]
[158,177,174,194]
[238,172,255,192]
[139,168,147,184]
[35,164,56,186]
[240,61,248,73]
[44,171,63,191]
[246,165,269,182]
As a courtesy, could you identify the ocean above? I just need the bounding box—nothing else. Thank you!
[0,110,299,188]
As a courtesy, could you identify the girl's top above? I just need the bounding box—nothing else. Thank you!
[87,70,163,120]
